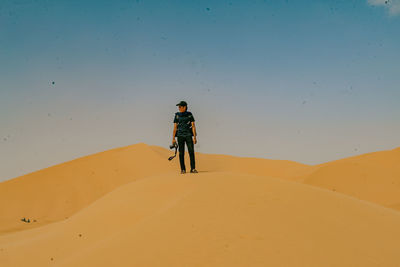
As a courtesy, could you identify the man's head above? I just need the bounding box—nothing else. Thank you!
[176,100,187,112]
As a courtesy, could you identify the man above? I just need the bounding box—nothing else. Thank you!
[172,100,198,174]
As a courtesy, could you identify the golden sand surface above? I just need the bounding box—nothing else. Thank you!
[1,144,399,266]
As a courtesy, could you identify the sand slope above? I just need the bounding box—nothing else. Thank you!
[1,171,400,266]
[302,147,400,210]
[0,143,175,234]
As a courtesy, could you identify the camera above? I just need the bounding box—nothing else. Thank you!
[169,142,178,149]
[168,142,179,161]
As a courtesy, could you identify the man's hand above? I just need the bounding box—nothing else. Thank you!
[172,139,177,145]
[193,136,197,144]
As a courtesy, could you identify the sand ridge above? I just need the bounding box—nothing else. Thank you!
[302,146,400,210]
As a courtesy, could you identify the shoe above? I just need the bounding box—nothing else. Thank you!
[181,170,186,174]
[190,169,198,173]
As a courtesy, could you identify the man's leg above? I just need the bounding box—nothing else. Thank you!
[186,136,196,170]
[177,136,186,171]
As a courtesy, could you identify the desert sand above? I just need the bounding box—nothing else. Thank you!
[1,143,400,266]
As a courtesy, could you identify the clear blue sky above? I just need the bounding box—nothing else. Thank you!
[1,0,399,181]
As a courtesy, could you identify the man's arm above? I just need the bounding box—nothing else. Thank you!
[172,123,177,144]
[191,122,197,144]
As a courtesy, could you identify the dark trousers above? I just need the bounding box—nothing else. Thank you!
[177,135,195,171]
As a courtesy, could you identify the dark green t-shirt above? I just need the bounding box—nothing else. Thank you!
[173,111,195,137]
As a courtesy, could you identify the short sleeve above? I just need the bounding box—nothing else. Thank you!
[188,113,195,122]
[173,113,178,123]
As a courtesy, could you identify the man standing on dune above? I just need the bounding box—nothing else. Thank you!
[172,100,198,174]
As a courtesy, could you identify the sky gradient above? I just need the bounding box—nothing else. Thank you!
[1,0,399,181]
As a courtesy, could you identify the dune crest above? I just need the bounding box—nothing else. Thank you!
[302,146,400,210]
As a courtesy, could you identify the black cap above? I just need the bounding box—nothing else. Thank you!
[176,100,187,106]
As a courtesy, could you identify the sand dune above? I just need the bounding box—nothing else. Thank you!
[1,143,400,266]
[302,147,400,210]
[0,143,317,234]
[0,143,174,234]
